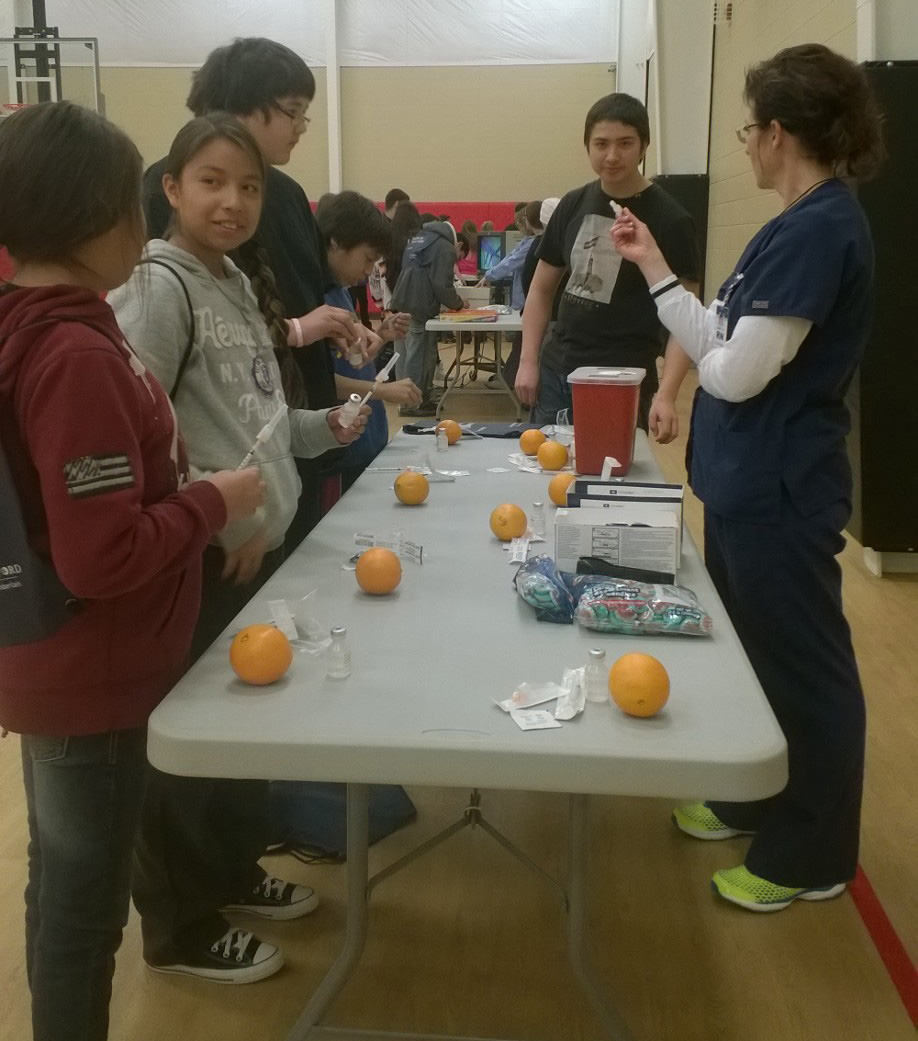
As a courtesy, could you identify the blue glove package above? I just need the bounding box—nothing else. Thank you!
[513,554,575,624]
[565,575,714,637]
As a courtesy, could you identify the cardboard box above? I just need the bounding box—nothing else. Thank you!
[566,480,685,555]
[554,505,680,577]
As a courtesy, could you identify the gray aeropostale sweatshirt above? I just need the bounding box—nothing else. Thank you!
[110,240,342,553]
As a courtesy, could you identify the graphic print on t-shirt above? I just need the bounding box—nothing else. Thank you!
[566,214,622,306]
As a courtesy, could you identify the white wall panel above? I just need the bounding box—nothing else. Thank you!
[45,0,617,67]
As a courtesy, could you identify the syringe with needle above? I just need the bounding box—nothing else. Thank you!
[337,352,401,428]
[237,403,288,469]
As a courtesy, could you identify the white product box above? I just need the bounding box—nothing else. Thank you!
[554,505,680,577]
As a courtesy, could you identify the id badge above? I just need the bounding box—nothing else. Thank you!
[714,302,728,347]
[715,271,744,347]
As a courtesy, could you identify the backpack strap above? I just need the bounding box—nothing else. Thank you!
[139,258,196,399]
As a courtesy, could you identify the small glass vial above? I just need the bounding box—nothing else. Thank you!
[436,426,448,452]
[337,392,362,429]
[326,626,352,679]
[529,502,545,538]
[347,316,364,365]
[584,648,608,703]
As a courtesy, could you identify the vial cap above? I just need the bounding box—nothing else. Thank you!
[588,647,606,660]
[331,626,347,637]
[532,502,544,508]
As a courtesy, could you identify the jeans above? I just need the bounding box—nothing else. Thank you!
[21,728,148,1041]
[132,542,279,964]
[398,316,439,401]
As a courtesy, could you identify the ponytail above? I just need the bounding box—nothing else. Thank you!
[235,237,306,408]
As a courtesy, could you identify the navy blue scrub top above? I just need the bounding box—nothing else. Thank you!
[689,180,874,523]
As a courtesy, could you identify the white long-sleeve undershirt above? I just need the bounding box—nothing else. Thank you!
[649,278,812,403]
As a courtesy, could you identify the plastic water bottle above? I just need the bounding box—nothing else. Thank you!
[529,502,545,538]
[584,648,608,703]
[326,626,352,679]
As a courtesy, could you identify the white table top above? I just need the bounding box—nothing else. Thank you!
[426,311,523,333]
[148,434,786,802]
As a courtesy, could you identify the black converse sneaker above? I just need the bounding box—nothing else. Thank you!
[223,874,319,921]
[147,928,283,984]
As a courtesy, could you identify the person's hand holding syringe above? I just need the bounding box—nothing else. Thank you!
[337,352,401,428]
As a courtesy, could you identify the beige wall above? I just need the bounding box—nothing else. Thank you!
[340,63,615,201]
[98,66,330,195]
[706,0,856,301]
[91,62,613,204]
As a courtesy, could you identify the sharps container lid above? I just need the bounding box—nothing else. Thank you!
[566,366,646,385]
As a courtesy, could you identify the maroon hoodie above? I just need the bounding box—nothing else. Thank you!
[0,284,226,735]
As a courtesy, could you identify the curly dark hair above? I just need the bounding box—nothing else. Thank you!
[744,43,885,182]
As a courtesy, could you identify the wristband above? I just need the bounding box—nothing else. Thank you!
[291,316,304,347]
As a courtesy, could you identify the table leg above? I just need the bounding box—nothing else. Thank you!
[284,783,370,1041]
[491,331,523,421]
[436,333,464,418]
[567,794,640,1041]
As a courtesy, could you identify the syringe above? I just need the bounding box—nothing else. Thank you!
[337,352,403,430]
[237,403,288,469]
[357,351,401,408]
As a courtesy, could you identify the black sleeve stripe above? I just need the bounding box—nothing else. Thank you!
[651,276,681,300]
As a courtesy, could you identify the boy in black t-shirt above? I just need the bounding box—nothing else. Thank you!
[515,93,700,437]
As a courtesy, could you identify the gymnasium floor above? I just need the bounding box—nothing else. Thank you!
[0,350,914,1041]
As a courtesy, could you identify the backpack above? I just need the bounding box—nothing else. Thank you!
[267,781,417,862]
[0,320,83,646]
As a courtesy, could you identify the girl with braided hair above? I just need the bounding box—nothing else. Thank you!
[109,113,368,983]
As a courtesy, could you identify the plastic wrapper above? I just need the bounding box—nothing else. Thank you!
[513,554,574,624]
[566,575,714,637]
[554,667,586,720]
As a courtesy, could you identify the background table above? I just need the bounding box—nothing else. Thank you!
[148,433,786,1041]
[426,311,523,419]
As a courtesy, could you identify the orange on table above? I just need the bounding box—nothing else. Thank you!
[355,546,402,595]
[230,624,293,686]
[519,428,547,456]
[548,472,576,507]
[537,439,569,471]
[608,652,670,717]
[489,503,527,541]
[435,419,462,445]
[394,469,429,505]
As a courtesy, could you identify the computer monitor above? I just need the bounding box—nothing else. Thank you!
[504,229,523,255]
[477,233,505,274]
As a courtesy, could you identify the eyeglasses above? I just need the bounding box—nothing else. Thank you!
[272,102,311,129]
[735,122,763,144]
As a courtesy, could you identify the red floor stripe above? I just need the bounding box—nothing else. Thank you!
[850,866,918,1026]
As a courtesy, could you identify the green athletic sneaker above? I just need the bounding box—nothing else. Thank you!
[672,802,755,840]
[712,865,846,912]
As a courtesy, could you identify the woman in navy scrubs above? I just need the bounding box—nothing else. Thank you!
[611,44,885,911]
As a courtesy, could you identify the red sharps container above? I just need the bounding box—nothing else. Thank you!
[567,366,645,476]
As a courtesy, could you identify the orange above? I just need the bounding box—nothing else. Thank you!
[355,546,402,595]
[519,428,547,456]
[435,419,462,445]
[548,472,576,507]
[230,624,293,686]
[608,652,670,717]
[394,469,429,505]
[489,503,527,541]
[537,440,569,471]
